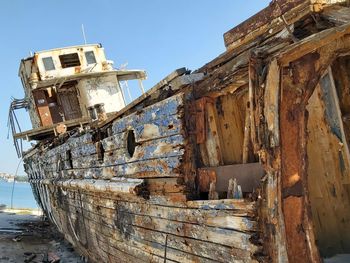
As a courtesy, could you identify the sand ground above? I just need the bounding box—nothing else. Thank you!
[0,207,83,263]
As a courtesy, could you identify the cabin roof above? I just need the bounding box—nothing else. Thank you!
[33,43,102,55]
[33,69,147,89]
[20,44,102,62]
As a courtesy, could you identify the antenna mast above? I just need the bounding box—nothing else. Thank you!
[82,24,87,44]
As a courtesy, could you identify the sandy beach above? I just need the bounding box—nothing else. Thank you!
[0,207,83,263]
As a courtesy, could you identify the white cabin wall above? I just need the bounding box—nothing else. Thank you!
[77,75,125,115]
[26,91,42,128]
[19,60,42,128]
[35,45,107,81]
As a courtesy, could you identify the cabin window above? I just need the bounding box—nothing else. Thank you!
[42,57,55,71]
[85,51,96,64]
[59,53,81,68]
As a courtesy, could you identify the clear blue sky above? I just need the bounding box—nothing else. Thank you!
[0,0,270,175]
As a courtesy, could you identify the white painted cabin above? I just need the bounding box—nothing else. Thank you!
[18,44,146,128]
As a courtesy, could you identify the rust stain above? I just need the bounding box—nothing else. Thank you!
[197,169,217,192]
[75,66,81,74]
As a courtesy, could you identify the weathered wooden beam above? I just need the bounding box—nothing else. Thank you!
[321,5,350,26]
[13,117,90,140]
[36,179,260,262]
[224,0,311,50]
[98,69,203,129]
[103,134,185,166]
[280,53,322,263]
[47,157,182,179]
[205,101,224,166]
[111,92,184,134]
[264,59,281,148]
[31,178,146,196]
[242,107,251,164]
[186,199,256,212]
[278,22,350,66]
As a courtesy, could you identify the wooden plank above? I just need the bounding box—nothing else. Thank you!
[114,209,257,251]
[91,222,165,263]
[187,199,256,211]
[36,177,187,206]
[64,193,257,262]
[194,67,248,99]
[114,219,249,262]
[321,5,350,26]
[67,157,182,179]
[35,178,146,196]
[71,143,97,158]
[66,132,93,146]
[134,114,183,143]
[65,209,152,263]
[278,22,350,66]
[242,106,251,164]
[103,134,185,166]
[206,101,224,166]
[117,201,257,231]
[214,93,247,164]
[111,92,184,134]
[70,139,184,170]
[106,225,244,263]
[97,228,214,263]
[223,0,312,50]
[14,117,90,140]
[264,59,281,147]
[43,133,95,160]
[98,68,187,128]
[71,154,101,169]
[111,156,182,179]
[101,132,127,152]
[69,195,257,261]
[96,236,169,263]
[280,52,323,263]
[145,178,185,194]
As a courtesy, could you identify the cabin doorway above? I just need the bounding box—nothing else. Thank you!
[306,57,350,258]
[57,83,82,121]
[33,89,63,126]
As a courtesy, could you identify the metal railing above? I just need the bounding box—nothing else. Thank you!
[7,97,29,157]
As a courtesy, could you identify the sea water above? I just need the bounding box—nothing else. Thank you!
[0,181,38,209]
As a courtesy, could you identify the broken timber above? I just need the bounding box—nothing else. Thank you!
[12,0,350,262]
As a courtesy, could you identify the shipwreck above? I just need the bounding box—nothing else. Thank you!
[8,0,350,262]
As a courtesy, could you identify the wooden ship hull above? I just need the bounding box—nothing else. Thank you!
[14,0,350,262]
[23,83,263,262]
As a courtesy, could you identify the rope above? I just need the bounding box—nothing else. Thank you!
[10,158,23,209]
